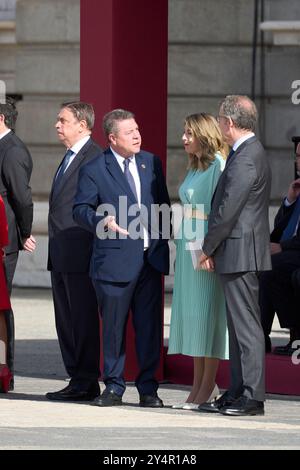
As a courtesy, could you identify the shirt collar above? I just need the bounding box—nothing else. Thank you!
[110,147,135,165]
[69,135,90,155]
[232,132,255,151]
[0,129,12,140]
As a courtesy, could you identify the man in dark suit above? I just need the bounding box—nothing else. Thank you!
[259,170,300,355]
[46,101,102,401]
[292,269,300,302]
[73,109,171,407]
[0,97,35,386]
[198,95,271,416]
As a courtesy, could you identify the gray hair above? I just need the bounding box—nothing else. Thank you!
[220,95,258,132]
[61,101,95,130]
[103,109,135,136]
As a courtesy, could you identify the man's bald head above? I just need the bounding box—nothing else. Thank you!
[220,95,258,132]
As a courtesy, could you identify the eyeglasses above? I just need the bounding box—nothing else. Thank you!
[216,114,229,123]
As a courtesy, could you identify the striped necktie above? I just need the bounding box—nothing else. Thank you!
[123,158,138,202]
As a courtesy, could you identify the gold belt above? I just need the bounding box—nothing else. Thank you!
[184,208,208,220]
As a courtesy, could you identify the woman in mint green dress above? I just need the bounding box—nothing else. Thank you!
[168,113,228,409]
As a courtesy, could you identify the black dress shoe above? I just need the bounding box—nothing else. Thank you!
[273,345,300,356]
[9,377,14,391]
[139,394,164,408]
[46,384,100,402]
[220,395,264,416]
[197,391,235,413]
[93,389,123,407]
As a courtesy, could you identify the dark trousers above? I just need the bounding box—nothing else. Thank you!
[220,271,265,402]
[51,271,100,389]
[292,269,300,303]
[93,259,162,397]
[3,251,18,374]
[259,252,300,337]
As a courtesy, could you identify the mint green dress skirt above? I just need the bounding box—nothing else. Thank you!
[168,155,228,359]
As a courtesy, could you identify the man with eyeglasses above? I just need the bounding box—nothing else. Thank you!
[198,95,271,416]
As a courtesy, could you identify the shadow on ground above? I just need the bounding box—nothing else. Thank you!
[15,339,66,379]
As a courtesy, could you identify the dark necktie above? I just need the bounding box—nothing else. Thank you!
[225,148,235,167]
[281,197,300,241]
[53,149,74,188]
[123,158,138,202]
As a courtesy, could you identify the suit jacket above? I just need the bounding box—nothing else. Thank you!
[48,138,103,272]
[0,194,8,249]
[0,131,33,254]
[203,136,272,274]
[73,148,171,282]
[270,197,300,251]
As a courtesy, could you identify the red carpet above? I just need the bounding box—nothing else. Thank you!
[164,347,300,396]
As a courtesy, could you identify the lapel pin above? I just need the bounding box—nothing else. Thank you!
[141,164,146,169]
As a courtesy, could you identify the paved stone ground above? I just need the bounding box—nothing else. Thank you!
[0,288,300,450]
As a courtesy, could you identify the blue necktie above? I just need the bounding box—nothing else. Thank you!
[54,149,74,187]
[281,196,300,241]
[123,158,138,202]
[225,148,235,167]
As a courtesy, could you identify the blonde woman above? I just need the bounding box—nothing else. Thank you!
[168,113,228,409]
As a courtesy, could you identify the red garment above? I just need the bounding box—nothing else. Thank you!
[0,195,11,310]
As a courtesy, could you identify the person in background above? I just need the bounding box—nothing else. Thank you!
[0,194,12,393]
[168,113,228,410]
[260,158,300,356]
[0,97,35,390]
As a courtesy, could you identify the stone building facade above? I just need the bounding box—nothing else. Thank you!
[0,0,300,286]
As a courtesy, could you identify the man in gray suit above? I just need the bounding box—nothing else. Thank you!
[198,95,271,416]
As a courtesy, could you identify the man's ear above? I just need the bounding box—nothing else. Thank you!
[0,114,5,124]
[79,119,88,133]
[108,133,116,145]
[227,117,234,129]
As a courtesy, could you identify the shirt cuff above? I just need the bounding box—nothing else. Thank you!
[284,197,294,207]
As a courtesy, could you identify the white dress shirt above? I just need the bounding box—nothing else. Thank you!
[110,147,149,248]
[65,135,91,172]
[232,132,255,151]
[55,135,91,182]
[0,129,12,140]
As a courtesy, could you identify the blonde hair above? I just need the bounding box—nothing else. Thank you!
[185,113,228,171]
